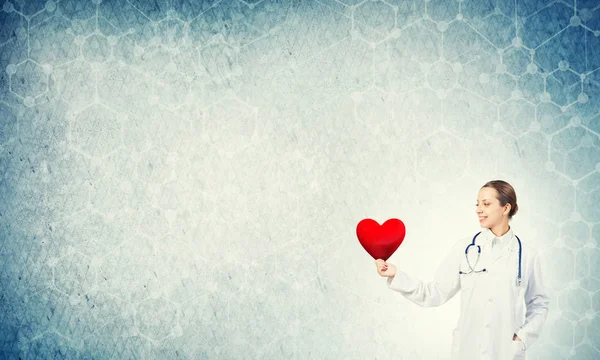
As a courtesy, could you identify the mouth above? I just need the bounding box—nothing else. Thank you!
[478,216,487,222]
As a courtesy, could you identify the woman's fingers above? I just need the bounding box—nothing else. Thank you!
[375,260,388,269]
[375,259,390,277]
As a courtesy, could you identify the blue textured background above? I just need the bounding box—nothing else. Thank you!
[1,0,599,359]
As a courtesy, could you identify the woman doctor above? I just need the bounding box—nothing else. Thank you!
[375,180,550,360]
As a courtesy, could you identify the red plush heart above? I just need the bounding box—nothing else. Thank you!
[356,218,406,261]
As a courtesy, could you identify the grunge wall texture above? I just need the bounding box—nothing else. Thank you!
[1,0,600,359]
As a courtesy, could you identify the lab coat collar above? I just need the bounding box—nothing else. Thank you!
[481,226,518,262]
[481,226,514,245]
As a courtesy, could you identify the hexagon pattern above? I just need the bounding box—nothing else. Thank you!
[1,0,600,359]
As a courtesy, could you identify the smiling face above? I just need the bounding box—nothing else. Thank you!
[476,186,511,228]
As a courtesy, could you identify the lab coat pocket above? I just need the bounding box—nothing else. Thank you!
[459,273,477,290]
[511,341,526,360]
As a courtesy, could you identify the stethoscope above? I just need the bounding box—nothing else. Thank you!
[458,231,523,287]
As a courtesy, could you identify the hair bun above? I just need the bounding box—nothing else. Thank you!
[511,203,519,217]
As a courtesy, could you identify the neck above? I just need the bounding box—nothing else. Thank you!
[490,223,510,237]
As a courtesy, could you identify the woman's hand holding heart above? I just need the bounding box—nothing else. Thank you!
[375,259,396,277]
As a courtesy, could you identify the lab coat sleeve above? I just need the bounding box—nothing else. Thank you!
[515,251,550,349]
[385,238,463,308]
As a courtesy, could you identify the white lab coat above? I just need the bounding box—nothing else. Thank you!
[386,227,550,360]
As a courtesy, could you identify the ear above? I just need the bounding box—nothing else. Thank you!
[503,203,511,216]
